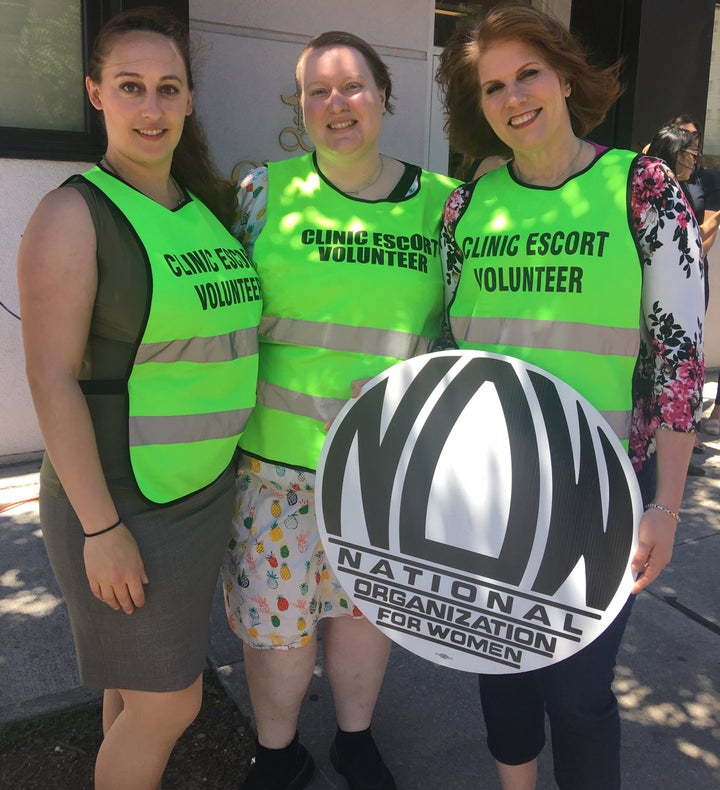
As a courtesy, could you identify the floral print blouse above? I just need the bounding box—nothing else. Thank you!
[440,151,705,470]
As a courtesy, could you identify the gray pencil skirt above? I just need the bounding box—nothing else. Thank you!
[39,461,235,692]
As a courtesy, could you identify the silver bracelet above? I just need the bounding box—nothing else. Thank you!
[645,503,680,523]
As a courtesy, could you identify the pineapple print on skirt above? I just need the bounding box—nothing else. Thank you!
[221,453,363,649]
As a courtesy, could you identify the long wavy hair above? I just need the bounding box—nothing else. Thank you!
[88,6,236,228]
[436,3,624,161]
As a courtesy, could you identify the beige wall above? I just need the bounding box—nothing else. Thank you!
[0,0,441,458]
[533,0,572,26]
[2,0,716,458]
[189,0,437,178]
[705,247,720,369]
[0,159,85,457]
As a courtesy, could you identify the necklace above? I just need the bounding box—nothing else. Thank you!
[513,140,586,187]
[343,155,384,196]
[100,156,184,207]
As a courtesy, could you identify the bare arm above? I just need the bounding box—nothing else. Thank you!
[630,428,693,592]
[18,187,147,613]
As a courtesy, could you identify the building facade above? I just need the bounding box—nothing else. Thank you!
[0,0,716,458]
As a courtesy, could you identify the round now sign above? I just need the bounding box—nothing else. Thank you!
[316,351,641,674]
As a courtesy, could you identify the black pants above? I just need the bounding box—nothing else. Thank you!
[477,460,656,788]
[478,595,634,789]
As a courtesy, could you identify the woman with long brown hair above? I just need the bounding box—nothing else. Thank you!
[17,8,260,787]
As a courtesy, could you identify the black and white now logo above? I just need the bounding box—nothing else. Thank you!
[316,350,642,673]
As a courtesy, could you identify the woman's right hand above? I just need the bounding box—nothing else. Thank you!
[83,524,149,614]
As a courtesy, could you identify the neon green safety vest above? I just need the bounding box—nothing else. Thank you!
[81,167,262,503]
[241,153,459,470]
[449,148,641,444]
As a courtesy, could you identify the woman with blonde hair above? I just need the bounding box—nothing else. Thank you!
[223,29,458,790]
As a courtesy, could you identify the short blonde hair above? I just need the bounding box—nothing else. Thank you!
[436,3,623,160]
[295,30,395,115]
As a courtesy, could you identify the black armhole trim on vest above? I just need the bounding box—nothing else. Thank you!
[68,173,154,386]
[65,173,155,502]
[79,379,127,395]
[444,178,481,324]
[624,152,646,276]
[387,162,422,202]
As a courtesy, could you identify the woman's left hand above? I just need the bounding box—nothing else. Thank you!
[630,429,694,593]
[630,507,678,593]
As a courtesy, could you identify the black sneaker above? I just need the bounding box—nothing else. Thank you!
[241,742,315,790]
[687,463,706,477]
[330,735,397,790]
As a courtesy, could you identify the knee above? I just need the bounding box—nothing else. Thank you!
[124,677,203,739]
[479,676,546,765]
[483,701,546,765]
[169,681,203,733]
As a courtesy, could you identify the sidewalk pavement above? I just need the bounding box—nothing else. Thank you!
[2,380,719,789]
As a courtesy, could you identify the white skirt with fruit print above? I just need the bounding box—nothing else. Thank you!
[220,453,364,649]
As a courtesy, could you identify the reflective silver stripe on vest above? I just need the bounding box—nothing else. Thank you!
[257,379,346,422]
[451,316,639,358]
[256,375,631,439]
[129,408,253,446]
[260,316,432,359]
[134,327,258,365]
[600,410,631,442]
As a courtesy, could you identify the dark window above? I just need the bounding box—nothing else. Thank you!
[0,0,187,162]
[434,1,523,47]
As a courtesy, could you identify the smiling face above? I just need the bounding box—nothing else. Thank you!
[297,44,386,161]
[477,38,572,156]
[86,30,193,169]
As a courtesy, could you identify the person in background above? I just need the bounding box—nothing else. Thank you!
[17,8,261,789]
[667,115,720,438]
[222,29,458,790]
[668,114,720,259]
[646,123,716,469]
[650,119,720,298]
[436,5,704,788]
